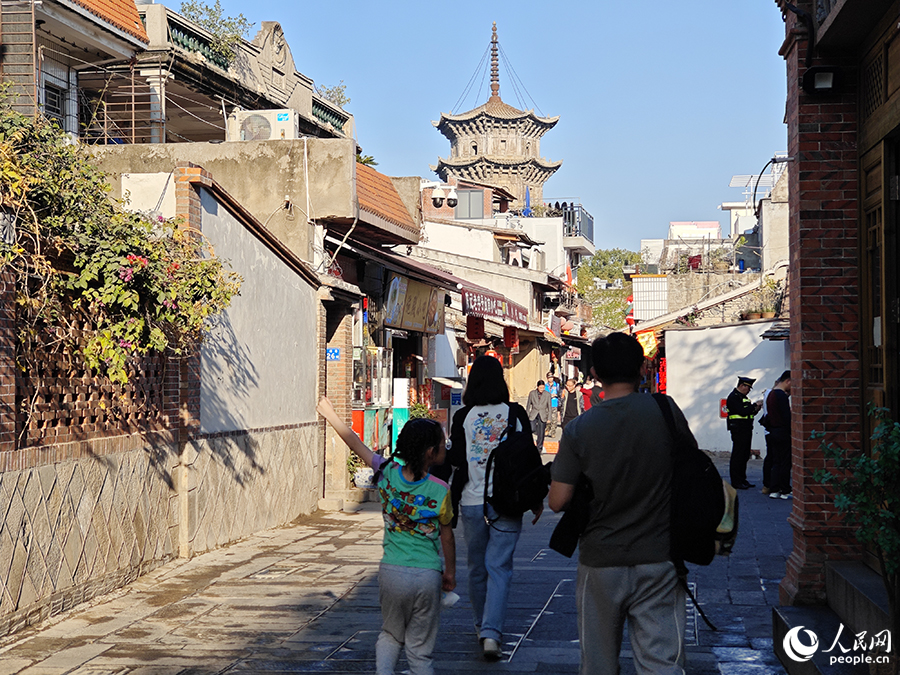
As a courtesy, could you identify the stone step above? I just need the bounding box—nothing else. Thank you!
[825,561,890,640]
[773,606,869,675]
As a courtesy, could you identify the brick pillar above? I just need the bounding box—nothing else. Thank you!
[779,8,863,605]
[173,163,206,556]
[322,302,354,500]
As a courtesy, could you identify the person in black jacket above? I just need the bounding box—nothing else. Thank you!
[432,355,542,661]
[726,376,762,489]
[765,371,792,499]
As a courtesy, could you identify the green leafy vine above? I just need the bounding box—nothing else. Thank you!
[0,102,241,397]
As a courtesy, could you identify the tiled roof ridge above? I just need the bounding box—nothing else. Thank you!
[437,155,563,170]
[355,163,418,233]
[68,0,149,43]
[439,101,559,124]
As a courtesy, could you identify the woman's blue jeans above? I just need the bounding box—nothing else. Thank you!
[460,503,522,642]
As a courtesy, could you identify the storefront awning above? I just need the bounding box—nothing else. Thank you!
[340,240,529,330]
[345,239,490,294]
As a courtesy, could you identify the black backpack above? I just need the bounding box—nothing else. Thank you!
[652,394,728,567]
[484,405,549,521]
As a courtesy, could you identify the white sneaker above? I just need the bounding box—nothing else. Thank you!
[482,638,503,660]
[769,492,782,499]
[780,492,792,500]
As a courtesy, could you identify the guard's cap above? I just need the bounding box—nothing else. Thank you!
[737,376,756,387]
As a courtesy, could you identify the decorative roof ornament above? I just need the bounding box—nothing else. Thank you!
[490,22,500,102]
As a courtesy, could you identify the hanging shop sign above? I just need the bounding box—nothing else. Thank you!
[423,287,445,335]
[659,356,667,394]
[384,273,409,328]
[385,272,445,334]
[565,347,581,360]
[401,279,432,332]
[462,289,528,329]
[636,330,658,359]
[466,315,485,340]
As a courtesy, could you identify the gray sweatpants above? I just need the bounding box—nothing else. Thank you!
[377,563,442,675]
[576,561,686,675]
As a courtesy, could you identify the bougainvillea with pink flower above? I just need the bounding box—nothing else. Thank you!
[0,101,241,387]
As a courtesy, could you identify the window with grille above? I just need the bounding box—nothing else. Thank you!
[44,83,65,122]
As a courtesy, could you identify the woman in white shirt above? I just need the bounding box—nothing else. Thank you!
[439,355,543,660]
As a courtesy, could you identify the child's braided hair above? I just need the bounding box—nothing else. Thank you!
[393,418,444,480]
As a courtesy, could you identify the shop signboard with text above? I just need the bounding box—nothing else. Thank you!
[462,289,528,329]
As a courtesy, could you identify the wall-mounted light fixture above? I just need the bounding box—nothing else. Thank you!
[802,66,839,95]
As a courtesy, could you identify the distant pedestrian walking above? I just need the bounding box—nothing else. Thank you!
[317,398,456,675]
[580,376,596,410]
[547,373,561,437]
[550,333,688,675]
[559,378,584,430]
[726,376,762,489]
[525,380,552,452]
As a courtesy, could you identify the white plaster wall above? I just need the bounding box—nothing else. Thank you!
[421,222,496,262]
[198,187,317,433]
[520,217,565,274]
[121,172,176,217]
[664,323,790,453]
[433,329,463,379]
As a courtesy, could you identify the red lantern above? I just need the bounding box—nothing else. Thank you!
[485,349,502,365]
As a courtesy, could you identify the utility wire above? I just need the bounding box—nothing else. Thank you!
[451,45,490,114]
[498,43,545,117]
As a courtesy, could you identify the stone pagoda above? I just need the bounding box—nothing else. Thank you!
[431,23,561,209]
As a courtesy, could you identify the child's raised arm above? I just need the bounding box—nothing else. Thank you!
[316,397,377,468]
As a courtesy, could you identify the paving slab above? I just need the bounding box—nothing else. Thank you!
[0,457,794,674]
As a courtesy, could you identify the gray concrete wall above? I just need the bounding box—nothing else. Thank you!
[199,187,317,433]
[760,169,789,272]
[668,272,761,315]
[94,138,358,263]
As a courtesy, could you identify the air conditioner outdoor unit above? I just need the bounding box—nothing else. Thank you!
[227,109,299,141]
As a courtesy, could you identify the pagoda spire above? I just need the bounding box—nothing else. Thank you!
[489,22,500,102]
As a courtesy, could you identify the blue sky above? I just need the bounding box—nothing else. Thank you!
[214,0,788,252]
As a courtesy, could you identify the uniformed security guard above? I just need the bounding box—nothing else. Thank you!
[726,376,762,489]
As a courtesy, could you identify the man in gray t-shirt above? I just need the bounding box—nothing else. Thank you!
[550,333,688,675]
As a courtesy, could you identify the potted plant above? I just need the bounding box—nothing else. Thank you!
[814,405,900,674]
[348,451,375,489]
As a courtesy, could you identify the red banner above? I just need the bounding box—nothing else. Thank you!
[462,289,528,329]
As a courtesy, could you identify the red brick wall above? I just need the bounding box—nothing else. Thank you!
[780,11,864,605]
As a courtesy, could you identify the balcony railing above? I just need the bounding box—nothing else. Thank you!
[546,203,594,244]
[312,100,348,132]
[169,22,229,70]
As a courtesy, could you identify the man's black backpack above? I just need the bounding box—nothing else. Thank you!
[652,394,729,566]
[484,405,549,523]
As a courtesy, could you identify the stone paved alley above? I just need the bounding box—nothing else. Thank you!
[0,458,793,674]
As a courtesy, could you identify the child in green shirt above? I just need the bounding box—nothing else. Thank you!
[317,398,456,675]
